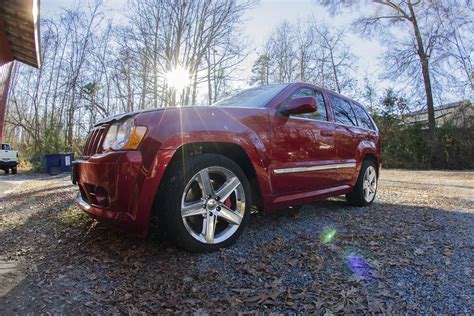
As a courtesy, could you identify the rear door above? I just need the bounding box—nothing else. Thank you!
[328,94,361,184]
[271,87,338,193]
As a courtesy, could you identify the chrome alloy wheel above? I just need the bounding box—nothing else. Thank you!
[363,165,377,202]
[180,166,246,244]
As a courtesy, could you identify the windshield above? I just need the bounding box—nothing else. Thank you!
[212,84,290,108]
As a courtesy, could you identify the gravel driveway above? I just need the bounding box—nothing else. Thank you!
[0,169,472,313]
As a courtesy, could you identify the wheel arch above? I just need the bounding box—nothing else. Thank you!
[158,141,264,212]
[363,152,380,175]
[355,140,380,175]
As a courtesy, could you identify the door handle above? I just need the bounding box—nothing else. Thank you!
[320,130,334,137]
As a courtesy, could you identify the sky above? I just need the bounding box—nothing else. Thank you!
[242,0,384,74]
[42,0,386,91]
[238,0,387,94]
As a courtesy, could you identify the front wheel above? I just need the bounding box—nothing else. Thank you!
[159,154,252,252]
[346,160,378,206]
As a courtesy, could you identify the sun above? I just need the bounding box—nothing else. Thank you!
[165,65,190,91]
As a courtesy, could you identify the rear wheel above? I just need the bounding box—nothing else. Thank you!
[346,160,378,206]
[11,167,17,174]
[159,153,252,252]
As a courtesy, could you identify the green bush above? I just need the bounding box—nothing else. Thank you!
[374,117,474,170]
[372,89,473,170]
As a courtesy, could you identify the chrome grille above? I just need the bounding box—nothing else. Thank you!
[82,125,107,157]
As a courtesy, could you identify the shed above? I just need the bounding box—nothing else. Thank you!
[0,0,41,142]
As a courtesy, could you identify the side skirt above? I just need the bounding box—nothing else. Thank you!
[269,185,352,211]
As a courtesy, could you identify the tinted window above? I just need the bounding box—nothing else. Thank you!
[212,84,289,108]
[287,88,328,121]
[353,104,375,130]
[330,95,357,126]
[1,144,10,150]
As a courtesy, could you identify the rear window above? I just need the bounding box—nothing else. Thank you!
[353,103,375,130]
[329,95,357,126]
[1,144,10,150]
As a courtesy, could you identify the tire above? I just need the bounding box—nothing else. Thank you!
[5,168,9,175]
[12,167,17,174]
[346,160,378,206]
[158,153,252,252]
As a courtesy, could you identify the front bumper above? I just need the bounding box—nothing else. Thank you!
[0,160,17,168]
[74,151,150,236]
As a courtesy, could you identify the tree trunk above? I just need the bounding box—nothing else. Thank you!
[408,1,436,139]
[407,0,437,166]
[329,49,340,93]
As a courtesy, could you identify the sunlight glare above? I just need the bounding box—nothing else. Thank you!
[165,65,190,91]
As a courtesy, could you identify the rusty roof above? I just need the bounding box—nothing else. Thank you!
[0,0,41,68]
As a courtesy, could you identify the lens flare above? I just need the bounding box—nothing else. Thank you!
[347,254,373,282]
[320,227,337,244]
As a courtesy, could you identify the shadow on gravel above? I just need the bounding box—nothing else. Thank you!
[1,197,473,314]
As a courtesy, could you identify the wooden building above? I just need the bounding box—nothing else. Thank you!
[0,0,41,142]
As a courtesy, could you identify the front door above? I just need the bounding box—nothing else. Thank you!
[271,87,338,194]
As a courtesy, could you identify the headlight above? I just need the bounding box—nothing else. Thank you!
[102,124,118,150]
[102,118,147,151]
[113,118,134,150]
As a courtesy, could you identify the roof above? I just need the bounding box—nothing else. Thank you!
[0,0,41,68]
[409,100,468,116]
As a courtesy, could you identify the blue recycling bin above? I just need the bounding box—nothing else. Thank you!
[42,153,75,175]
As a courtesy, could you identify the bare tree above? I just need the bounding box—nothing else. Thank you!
[123,0,253,107]
[433,1,474,97]
[311,23,355,94]
[251,19,356,95]
[317,0,463,143]
[4,0,254,159]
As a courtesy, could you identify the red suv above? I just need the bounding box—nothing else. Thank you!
[73,83,381,252]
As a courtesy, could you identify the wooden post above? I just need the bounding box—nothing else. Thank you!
[0,18,15,143]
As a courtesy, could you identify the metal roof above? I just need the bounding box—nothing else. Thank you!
[409,100,468,116]
[0,0,41,68]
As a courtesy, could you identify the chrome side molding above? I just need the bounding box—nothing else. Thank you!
[274,162,356,174]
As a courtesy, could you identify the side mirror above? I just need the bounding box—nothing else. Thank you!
[279,96,317,116]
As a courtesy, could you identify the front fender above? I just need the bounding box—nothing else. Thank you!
[137,106,274,223]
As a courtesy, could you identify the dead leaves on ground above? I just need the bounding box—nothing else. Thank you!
[1,171,473,314]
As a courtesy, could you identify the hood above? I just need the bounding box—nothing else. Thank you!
[94,105,256,127]
[94,108,165,126]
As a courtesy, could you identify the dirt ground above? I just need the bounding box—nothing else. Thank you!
[0,169,472,314]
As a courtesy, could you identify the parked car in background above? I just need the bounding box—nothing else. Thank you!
[0,143,18,174]
[73,83,381,252]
